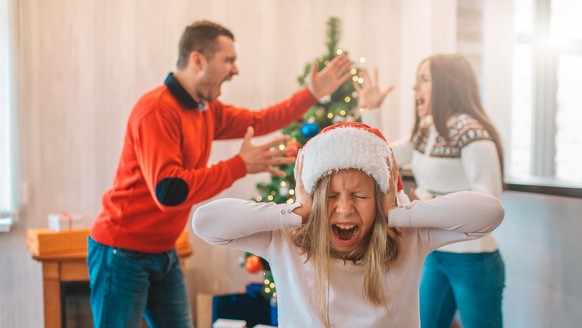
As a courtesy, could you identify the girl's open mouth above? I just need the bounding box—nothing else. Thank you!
[332,224,359,241]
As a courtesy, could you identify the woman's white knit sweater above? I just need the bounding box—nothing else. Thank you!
[391,114,503,253]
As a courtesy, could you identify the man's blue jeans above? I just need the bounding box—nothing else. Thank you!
[87,237,193,328]
[420,250,505,328]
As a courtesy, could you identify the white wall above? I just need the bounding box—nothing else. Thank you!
[482,0,514,169]
[388,0,458,140]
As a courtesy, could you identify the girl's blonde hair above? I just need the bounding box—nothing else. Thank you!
[291,173,401,327]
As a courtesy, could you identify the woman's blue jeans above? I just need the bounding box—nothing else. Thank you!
[420,250,505,328]
[87,237,193,328]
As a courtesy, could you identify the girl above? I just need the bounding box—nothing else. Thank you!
[192,122,504,327]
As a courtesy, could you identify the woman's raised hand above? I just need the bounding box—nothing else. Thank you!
[354,68,395,110]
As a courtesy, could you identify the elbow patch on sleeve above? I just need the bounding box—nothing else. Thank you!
[155,177,189,206]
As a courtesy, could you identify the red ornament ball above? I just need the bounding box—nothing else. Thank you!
[285,140,302,157]
[244,255,263,274]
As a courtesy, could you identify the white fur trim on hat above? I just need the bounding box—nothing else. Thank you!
[301,125,392,194]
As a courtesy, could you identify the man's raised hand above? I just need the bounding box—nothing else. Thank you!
[307,54,354,100]
[239,126,296,177]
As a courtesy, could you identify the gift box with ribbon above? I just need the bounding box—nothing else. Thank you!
[48,212,84,231]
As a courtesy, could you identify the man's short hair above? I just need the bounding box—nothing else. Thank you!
[176,20,234,69]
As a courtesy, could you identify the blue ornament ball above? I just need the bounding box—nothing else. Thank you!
[300,123,319,138]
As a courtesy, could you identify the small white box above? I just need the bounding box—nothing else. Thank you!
[48,213,84,231]
[212,318,247,328]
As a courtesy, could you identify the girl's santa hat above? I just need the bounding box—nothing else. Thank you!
[301,122,403,194]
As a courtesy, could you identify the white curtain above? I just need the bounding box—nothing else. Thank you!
[0,0,18,216]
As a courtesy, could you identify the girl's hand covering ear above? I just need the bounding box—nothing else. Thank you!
[292,149,312,224]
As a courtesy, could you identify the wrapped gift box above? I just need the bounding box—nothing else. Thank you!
[212,319,247,328]
[48,212,84,231]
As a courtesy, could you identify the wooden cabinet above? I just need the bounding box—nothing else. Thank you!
[28,229,192,328]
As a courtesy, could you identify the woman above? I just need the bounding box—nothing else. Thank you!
[192,122,504,327]
[356,55,505,327]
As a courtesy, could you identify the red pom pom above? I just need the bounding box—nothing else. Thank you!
[244,255,263,274]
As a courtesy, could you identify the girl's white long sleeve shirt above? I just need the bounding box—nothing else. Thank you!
[192,191,504,328]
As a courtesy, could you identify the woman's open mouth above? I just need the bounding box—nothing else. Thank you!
[332,224,360,241]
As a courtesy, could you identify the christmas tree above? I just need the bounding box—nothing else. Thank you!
[242,17,364,300]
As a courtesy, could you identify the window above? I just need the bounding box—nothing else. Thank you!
[0,0,17,231]
[510,0,582,189]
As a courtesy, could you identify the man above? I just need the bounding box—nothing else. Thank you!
[87,20,352,328]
